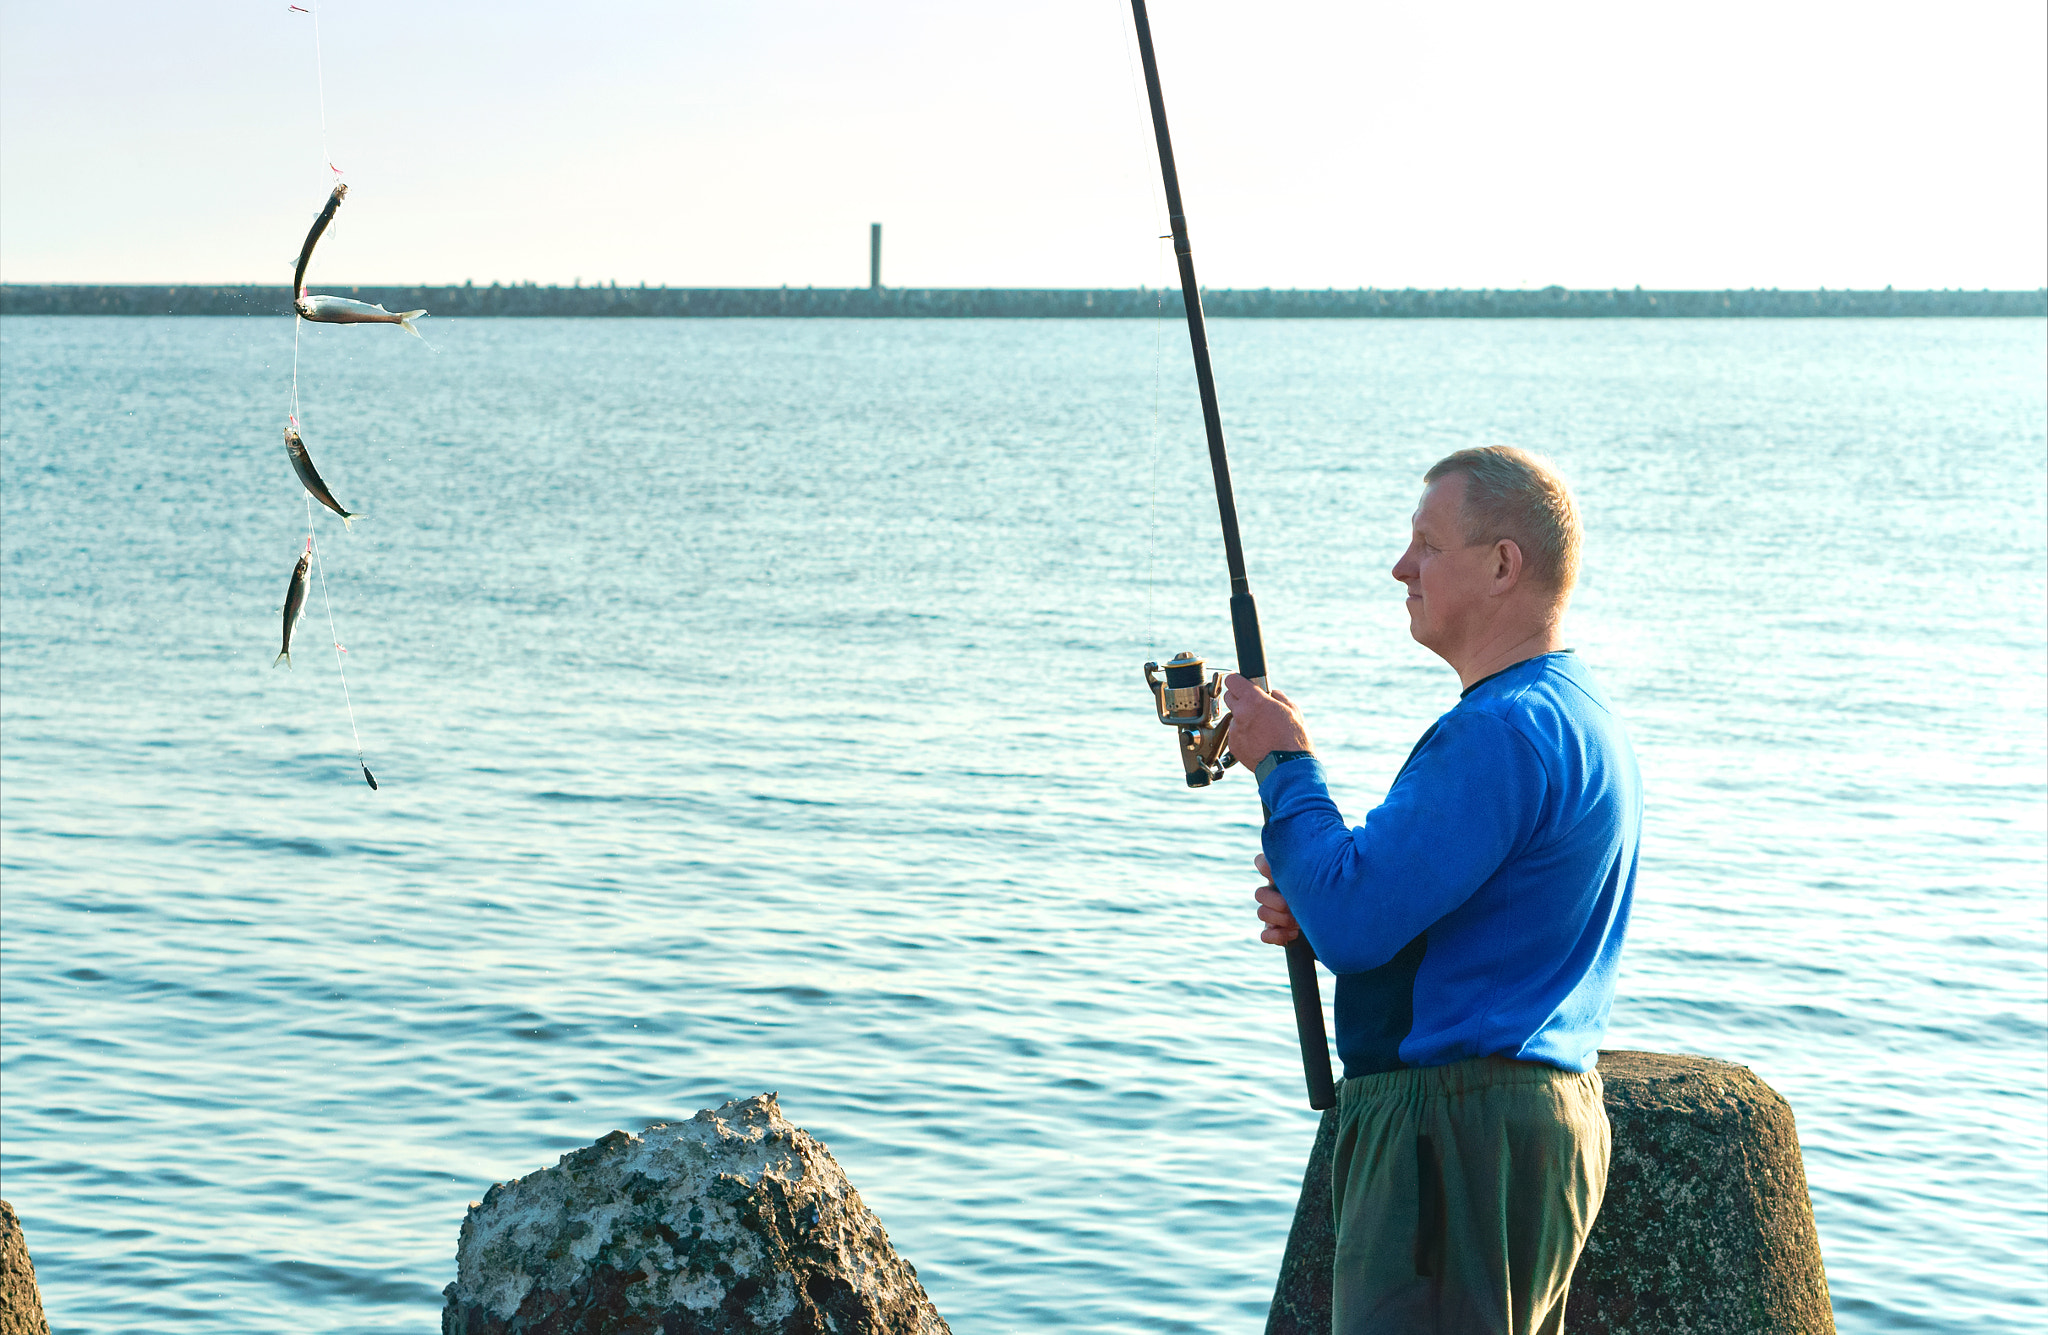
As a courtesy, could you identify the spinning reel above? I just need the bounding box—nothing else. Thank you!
[1143,651,1237,787]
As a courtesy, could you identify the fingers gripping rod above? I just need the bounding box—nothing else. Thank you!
[1129,0,1336,1112]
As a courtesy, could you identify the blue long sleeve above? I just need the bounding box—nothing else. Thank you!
[1261,715,1547,973]
[1256,652,1640,1076]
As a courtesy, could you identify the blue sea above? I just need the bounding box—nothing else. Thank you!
[2,314,2043,1332]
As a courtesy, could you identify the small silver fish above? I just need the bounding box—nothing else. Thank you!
[295,293,427,339]
[293,183,347,299]
[276,546,310,668]
[284,427,359,529]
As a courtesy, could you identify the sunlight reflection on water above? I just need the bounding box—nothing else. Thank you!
[1,315,2042,1332]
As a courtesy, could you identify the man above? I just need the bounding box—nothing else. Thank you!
[1222,446,1640,1334]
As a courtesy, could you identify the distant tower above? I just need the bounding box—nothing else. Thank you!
[870,223,882,290]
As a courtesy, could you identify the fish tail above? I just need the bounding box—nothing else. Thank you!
[397,310,428,340]
[339,511,358,531]
[274,649,292,669]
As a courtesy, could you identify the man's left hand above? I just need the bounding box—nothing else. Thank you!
[1221,674,1314,773]
[1253,853,1300,946]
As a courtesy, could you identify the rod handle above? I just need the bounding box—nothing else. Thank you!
[1285,936,1338,1110]
[1229,591,1267,684]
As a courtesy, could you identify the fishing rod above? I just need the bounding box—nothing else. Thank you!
[1129,0,1336,1112]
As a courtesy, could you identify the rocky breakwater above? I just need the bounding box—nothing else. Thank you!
[0,1201,49,1335]
[1267,1051,1834,1335]
[443,1094,949,1335]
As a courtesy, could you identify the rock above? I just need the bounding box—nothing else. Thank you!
[1565,1052,1835,1333]
[1265,1111,1338,1335]
[0,1201,50,1335]
[1267,1052,1836,1334]
[442,1093,950,1335]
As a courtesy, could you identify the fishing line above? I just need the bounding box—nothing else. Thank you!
[1148,234,1167,660]
[306,494,375,787]
[1105,0,1173,660]
[292,3,342,181]
[284,1,375,789]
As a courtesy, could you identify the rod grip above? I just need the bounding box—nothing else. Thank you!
[1229,591,1267,683]
[1285,936,1338,1110]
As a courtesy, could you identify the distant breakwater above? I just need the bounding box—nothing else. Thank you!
[4,284,2042,319]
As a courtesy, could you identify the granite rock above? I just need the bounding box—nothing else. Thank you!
[1264,1110,1338,1335]
[442,1094,949,1335]
[1565,1051,1834,1333]
[0,1201,49,1335]
[1267,1051,1835,1334]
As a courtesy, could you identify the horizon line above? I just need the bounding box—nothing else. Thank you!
[6,281,2046,293]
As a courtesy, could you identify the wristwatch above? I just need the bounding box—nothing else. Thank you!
[1254,750,1316,783]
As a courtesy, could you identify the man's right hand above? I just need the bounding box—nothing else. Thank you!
[1221,675,1314,774]
[1253,852,1300,946]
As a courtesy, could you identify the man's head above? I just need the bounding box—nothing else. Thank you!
[1391,446,1581,673]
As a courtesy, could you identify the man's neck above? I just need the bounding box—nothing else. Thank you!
[1448,622,1568,690]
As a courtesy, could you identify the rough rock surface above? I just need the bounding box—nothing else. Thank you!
[443,1094,949,1335]
[0,1201,50,1335]
[1267,1051,1835,1334]
[1264,1111,1338,1335]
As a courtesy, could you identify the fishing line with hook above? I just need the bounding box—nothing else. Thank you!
[306,495,377,789]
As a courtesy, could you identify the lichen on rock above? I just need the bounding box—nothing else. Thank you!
[443,1093,950,1335]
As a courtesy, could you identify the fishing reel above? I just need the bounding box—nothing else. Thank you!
[1143,651,1237,787]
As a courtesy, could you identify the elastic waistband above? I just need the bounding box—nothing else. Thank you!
[1341,1055,1598,1104]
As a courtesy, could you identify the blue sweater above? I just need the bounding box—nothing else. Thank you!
[1259,651,1640,1076]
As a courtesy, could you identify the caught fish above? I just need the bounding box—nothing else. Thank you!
[295,293,428,339]
[293,182,348,298]
[284,426,359,528]
[275,545,310,668]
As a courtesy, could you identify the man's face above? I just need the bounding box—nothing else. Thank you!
[1390,474,1499,655]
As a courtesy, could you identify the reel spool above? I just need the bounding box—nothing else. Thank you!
[1143,650,1236,787]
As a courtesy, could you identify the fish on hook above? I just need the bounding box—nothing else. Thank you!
[295,293,428,339]
[284,426,360,529]
[293,182,347,299]
[275,543,311,668]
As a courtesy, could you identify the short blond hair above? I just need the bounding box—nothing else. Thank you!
[1424,446,1581,598]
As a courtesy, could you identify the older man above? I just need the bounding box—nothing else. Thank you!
[1222,446,1640,1334]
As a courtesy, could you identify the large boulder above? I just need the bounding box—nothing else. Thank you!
[1565,1051,1835,1333]
[443,1094,950,1335]
[1267,1051,1835,1334]
[0,1201,49,1335]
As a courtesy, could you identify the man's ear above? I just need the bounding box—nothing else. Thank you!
[1491,538,1524,592]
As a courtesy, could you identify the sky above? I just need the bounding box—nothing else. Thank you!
[1,0,2043,290]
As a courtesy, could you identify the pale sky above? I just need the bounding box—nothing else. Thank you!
[2,0,2043,290]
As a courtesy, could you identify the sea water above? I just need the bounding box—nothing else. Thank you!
[2,315,2042,1332]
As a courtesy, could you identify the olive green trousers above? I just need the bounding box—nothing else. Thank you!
[1331,1056,1610,1335]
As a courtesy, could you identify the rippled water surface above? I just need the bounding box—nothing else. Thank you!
[2,315,2043,1332]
